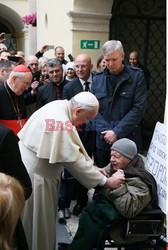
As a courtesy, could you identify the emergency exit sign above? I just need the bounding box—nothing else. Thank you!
[80,40,100,49]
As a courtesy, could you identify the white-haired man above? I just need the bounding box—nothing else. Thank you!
[18,91,125,250]
[0,64,32,134]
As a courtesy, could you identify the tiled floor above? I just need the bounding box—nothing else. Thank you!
[66,201,80,238]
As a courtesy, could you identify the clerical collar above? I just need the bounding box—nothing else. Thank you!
[53,78,64,86]
[5,81,15,96]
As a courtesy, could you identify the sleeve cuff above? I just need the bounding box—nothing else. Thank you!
[98,175,107,186]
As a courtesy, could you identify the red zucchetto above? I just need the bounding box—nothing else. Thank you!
[13,64,31,72]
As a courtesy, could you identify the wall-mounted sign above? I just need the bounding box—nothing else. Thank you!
[80,40,100,49]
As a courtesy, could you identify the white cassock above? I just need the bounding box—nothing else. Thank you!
[18,99,106,250]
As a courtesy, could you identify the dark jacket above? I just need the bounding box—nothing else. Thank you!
[134,63,150,90]
[63,77,83,99]
[36,79,68,109]
[91,64,147,151]
[0,123,32,250]
[35,51,68,65]
[63,77,96,156]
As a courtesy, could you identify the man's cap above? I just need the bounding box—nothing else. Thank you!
[111,138,137,160]
[73,92,99,107]
[13,64,31,72]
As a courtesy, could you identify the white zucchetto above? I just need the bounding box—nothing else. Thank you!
[73,92,99,107]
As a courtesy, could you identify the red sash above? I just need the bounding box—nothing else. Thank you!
[0,118,28,135]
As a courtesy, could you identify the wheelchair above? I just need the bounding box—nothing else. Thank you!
[96,207,167,250]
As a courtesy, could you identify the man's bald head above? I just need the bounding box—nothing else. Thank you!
[27,55,38,73]
[74,54,93,81]
[75,54,91,65]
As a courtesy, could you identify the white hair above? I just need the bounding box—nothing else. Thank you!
[102,40,124,55]
[9,71,25,79]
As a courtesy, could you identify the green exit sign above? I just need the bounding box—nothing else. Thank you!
[80,40,100,49]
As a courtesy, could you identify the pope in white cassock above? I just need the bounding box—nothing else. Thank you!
[18,92,125,250]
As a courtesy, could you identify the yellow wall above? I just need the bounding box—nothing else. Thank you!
[72,32,108,70]
[36,0,74,59]
[74,0,113,13]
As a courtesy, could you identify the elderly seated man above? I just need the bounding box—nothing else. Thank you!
[68,138,158,250]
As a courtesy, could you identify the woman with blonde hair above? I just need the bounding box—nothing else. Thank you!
[0,173,25,250]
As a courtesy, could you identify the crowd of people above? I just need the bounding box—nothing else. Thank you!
[0,33,157,250]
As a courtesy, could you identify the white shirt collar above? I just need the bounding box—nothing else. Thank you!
[79,74,92,86]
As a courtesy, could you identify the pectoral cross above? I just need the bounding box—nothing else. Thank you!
[15,95,23,129]
[17,118,23,129]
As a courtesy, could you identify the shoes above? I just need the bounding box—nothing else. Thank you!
[64,208,71,219]
[57,210,66,224]
[58,208,71,223]
[73,203,86,216]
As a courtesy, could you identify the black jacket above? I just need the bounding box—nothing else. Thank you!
[63,77,96,156]
[36,79,69,110]
[0,123,32,250]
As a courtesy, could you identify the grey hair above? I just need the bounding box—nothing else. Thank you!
[102,40,124,55]
[0,61,13,72]
[46,58,62,69]
[69,97,97,112]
